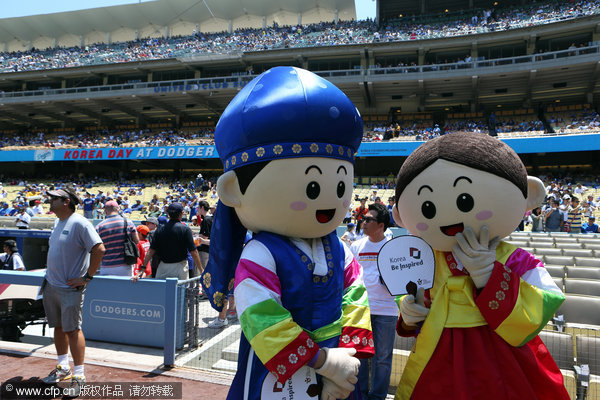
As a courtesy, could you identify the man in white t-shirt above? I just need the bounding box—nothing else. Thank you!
[574,183,587,196]
[15,207,31,229]
[32,200,44,215]
[350,203,396,400]
[1,240,25,271]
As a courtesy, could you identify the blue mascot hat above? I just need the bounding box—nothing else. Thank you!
[215,66,363,171]
[202,66,363,312]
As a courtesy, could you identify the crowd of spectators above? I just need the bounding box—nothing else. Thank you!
[2,106,600,150]
[1,171,599,235]
[525,176,600,233]
[1,0,599,74]
[548,107,600,132]
[444,119,489,134]
[363,122,443,141]
[0,173,218,225]
[495,118,545,133]
[0,128,214,149]
[365,119,490,140]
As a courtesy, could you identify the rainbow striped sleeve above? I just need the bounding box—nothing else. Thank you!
[234,240,319,384]
[339,242,375,358]
[475,243,565,347]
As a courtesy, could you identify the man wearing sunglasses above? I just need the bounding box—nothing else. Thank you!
[350,203,396,400]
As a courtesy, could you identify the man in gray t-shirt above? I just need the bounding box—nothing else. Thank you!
[42,187,105,393]
[46,213,102,287]
[544,200,564,232]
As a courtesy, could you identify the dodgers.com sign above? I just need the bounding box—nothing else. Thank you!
[90,299,165,324]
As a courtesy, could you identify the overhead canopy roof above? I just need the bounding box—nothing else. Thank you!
[0,0,356,46]
[378,0,526,21]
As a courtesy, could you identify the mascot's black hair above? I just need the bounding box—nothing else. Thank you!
[234,160,270,195]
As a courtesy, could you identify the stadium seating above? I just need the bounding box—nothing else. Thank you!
[556,294,600,326]
[3,1,599,74]
[530,236,555,242]
[505,240,529,247]
[561,242,588,249]
[564,249,595,258]
[495,110,545,137]
[546,265,567,279]
[566,266,600,280]
[575,257,600,268]
[576,335,600,400]
[535,248,564,257]
[538,330,577,398]
[547,105,600,135]
[554,237,580,244]
[564,278,600,296]
[532,241,556,249]
[553,277,565,290]
[544,255,576,267]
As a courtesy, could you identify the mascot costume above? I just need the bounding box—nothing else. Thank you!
[392,132,569,399]
[202,66,375,400]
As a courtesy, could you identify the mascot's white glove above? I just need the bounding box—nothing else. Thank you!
[452,226,501,289]
[315,347,359,396]
[400,287,429,326]
[321,376,351,400]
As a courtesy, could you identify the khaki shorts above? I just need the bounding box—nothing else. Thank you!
[156,260,189,280]
[199,252,209,269]
[42,281,86,332]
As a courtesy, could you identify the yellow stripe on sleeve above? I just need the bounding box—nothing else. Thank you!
[249,317,304,364]
[494,279,544,346]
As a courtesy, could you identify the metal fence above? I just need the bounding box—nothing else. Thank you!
[174,277,241,375]
[172,280,600,399]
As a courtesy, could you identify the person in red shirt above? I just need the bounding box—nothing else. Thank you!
[132,225,151,280]
[354,197,368,221]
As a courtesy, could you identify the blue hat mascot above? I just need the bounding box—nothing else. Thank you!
[202,66,375,400]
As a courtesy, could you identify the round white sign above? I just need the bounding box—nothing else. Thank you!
[377,235,436,296]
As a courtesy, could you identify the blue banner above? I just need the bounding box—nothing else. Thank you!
[0,145,218,162]
[356,133,600,156]
[0,134,598,162]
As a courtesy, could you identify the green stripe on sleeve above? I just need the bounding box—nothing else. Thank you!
[240,299,291,341]
[343,284,370,307]
[518,289,565,346]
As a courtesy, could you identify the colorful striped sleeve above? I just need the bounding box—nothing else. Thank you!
[339,242,375,358]
[234,240,318,384]
[475,243,565,347]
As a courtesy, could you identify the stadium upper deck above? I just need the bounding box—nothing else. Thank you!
[1,0,599,73]
[1,0,600,167]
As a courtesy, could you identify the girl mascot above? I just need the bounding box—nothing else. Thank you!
[202,67,375,400]
[393,132,569,399]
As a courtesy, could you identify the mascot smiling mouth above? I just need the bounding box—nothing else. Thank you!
[440,222,464,236]
[316,209,336,223]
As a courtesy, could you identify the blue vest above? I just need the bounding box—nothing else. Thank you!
[256,231,344,333]
[227,231,348,400]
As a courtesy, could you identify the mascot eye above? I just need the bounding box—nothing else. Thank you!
[421,201,436,219]
[456,193,474,212]
[337,181,345,198]
[306,181,321,200]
